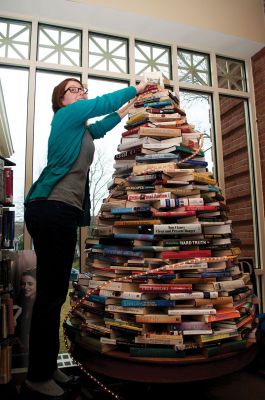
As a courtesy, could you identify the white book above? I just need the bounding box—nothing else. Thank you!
[213,278,248,291]
[203,223,232,235]
[118,137,158,151]
[99,289,154,300]
[168,308,216,315]
[143,141,181,149]
[162,291,218,300]
[180,330,213,335]
[154,223,202,235]
[127,192,171,201]
[165,262,208,271]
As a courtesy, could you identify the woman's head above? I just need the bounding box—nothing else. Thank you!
[20,269,36,299]
[52,78,88,113]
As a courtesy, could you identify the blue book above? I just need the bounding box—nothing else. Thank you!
[135,154,180,162]
[104,248,143,257]
[144,100,172,108]
[88,294,107,304]
[133,274,178,281]
[111,206,151,214]
[201,271,232,278]
[180,160,208,167]
[120,299,176,307]
[113,233,154,241]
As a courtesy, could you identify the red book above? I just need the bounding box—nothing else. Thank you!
[160,250,211,259]
[121,126,142,137]
[181,127,192,133]
[139,283,192,293]
[4,167,13,205]
[185,205,219,212]
[152,211,196,218]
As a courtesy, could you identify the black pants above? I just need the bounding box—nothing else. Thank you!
[24,200,79,381]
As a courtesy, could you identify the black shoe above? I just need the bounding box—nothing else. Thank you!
[19,382,65,400]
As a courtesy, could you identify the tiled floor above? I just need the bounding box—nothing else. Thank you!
[3,362,265,400]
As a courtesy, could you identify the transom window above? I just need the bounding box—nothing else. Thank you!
[135,40,172,80]
[177,49,211,86]
[88,32,128,73]
[216,56,247,91]
[37,24,81,66]
[0,18,31,60]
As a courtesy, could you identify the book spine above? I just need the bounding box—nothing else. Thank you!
[152,211,196,218]
[127,192,171,201]
[111,207,151,214]
[4,168,13,205]
[203,340,247,357]
[130,347,185,358]
[113,219,160,226]
[139,284,192,293]
[166,291,218,300]
[135,314,182,323]
[113,233,154,240]
[160,250,211,259]
[120,299,175,307]
[168,308,216,315]
[153,223,202,235]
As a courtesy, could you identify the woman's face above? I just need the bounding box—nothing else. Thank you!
[21,275,36,299]
[61,80,88,107]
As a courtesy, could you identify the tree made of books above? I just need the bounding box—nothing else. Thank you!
[64,78,258,395]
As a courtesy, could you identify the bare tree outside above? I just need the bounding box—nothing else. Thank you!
[89,147,113,223]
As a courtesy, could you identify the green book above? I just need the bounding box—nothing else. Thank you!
[130,347,186,358]
[202,339,248,357]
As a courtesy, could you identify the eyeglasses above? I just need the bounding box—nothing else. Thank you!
[63,87,88,95]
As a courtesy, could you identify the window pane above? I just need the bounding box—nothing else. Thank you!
[0,18,31,60]
[0,67,28,248]
[219,95,255,260]
[180,90,215,174]
[87,78,128,218]
[38,24,81,66]
[216,56,246,91]
[178,49,211,86]
[89,33,128,74]
[135,41,172,80]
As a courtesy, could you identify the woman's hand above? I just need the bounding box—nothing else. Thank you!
[135,80,157,94]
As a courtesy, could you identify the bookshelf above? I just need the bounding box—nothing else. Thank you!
[0,155,15,385]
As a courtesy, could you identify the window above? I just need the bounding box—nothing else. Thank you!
[216,56,247,91]
[37,24,81,66]
[178,49,211,86]
[0,18,31,60]
[87,77,128,217]
[180,90,215,174]
[89,32,128,73]
[135,40,172,80]
[0,67,29,248]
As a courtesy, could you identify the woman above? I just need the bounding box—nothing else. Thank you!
[15,269,37,351]
[22,78,151,399]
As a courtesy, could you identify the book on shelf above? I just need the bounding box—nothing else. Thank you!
[3,168,13,205]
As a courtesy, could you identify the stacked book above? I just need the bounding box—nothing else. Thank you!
[67,85,257,359]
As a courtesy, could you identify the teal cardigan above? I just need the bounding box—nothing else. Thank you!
[25,86,136,208]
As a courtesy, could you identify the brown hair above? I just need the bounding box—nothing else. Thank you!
[52,78,84,113]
